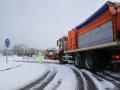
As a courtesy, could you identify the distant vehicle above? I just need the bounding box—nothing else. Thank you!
[57,1,120,72]
[44,49,59,60]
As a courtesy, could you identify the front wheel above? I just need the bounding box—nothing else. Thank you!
[59,56,67,64]
[59,50,68,64]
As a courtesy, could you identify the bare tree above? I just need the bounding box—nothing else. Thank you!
[12,44,28,56]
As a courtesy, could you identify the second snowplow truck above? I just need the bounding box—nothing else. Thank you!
[57,1,120,72]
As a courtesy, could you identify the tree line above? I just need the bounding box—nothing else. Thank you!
[0,44,40,57]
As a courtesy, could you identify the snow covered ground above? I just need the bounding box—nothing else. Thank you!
[0,56,77,90]
[0,55,120,90]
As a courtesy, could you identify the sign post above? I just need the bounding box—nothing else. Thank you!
[5,38,10,64]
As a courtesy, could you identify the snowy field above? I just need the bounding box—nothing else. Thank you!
[0,55,119,90]
[0,55,77,90]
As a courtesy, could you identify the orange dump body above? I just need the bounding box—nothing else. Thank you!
[66,2,120,50]
[77,3,120,40]
[78,10,111,36]
[68,29,78,50]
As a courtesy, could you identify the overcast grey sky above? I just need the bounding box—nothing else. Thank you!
[0,0,120,49]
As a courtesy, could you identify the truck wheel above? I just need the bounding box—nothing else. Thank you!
[59,50,68,64]
[59,56,67,64]
[74,54,83,69]
[84,53,98,72]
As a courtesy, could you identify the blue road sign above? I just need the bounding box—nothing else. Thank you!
[5,38,10,48]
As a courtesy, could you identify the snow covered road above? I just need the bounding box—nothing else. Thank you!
[0,56,120,90]
[0,56,77,90]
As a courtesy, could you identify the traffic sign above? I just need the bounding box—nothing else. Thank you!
[5,38,10,48]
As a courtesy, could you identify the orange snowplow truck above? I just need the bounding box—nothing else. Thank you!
[57,1,120,72]
[44,49,59,60]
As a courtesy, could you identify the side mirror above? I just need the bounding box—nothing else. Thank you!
[57,40,59,46]
[57,39,61,46]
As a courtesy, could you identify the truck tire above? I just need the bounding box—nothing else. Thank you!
[59,56,68,64]
[84,53,99,72]
[74,54,83,69]
[59,50,68,64]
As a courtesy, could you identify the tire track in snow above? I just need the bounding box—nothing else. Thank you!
[71,66,99,90]
[80,69,109,90]
[29,69,57,90]
[72,68,86,90]
[81,72,98,90]
[92,73,116,90]
[51,79,62,90]
[69,65,120,90]
[96,72,120,89]
[0,64,22,72]
[103,71,120,82]
[19,70,50,90]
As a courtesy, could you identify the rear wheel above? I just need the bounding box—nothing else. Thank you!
[74,54,83,69]
[84,52,100,72]
[85,56,93,70]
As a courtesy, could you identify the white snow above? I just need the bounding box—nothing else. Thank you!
[44,64,77,90]
[0,56,77,90]
[73,67,87,90]
[0,55,119,90]
[81,69,116,90]
[0,56,48,90]
[0,56,22,71]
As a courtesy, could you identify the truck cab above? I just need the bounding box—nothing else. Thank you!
[57,36,68,51]
[57,36,68,64]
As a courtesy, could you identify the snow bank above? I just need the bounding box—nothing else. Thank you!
[0,63,48,90]
[0,56,48,90]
